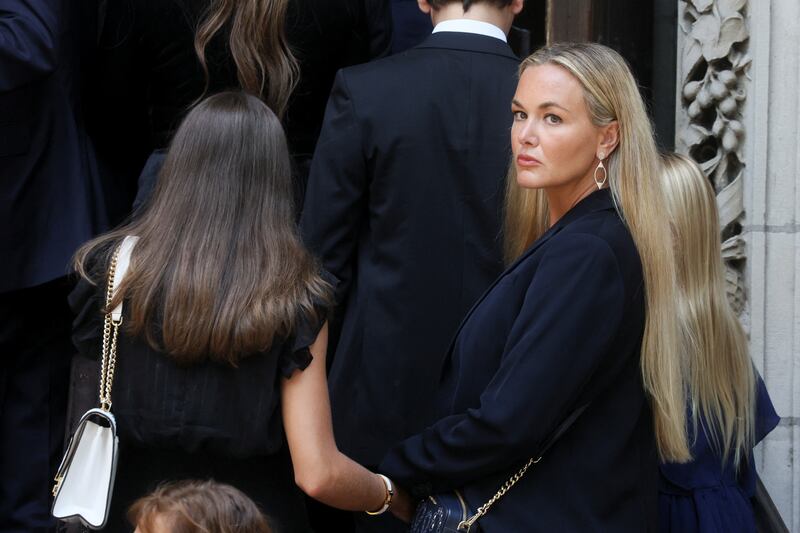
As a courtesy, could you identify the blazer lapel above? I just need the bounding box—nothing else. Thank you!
[442,189,617,357]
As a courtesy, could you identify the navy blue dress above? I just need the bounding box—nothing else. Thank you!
[658,375,779,532]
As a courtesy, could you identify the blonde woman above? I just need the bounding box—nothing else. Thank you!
[380,42,688,531]
[659,153,778,533]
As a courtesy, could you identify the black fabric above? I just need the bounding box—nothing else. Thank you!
[380,190,659,532]
[106,442,311,533]
[300,31,519,467]
[389,0,432,53]
[0,0,106,292]
[68,271,332,458]
[0,278,74,533]
[84,0,393,225]
[67,259,333,531]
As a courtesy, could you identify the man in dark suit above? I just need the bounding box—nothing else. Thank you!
[301,0,522,529]
[0,1,105,530]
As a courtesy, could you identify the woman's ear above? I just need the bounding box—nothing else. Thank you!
[598,121,620,158]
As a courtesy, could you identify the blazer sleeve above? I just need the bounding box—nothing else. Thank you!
[379,233,630,493]
[0,0,61,91]
[300,70,368,307]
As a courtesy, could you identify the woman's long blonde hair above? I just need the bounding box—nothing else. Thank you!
[662,153,756,467]
[194,0,299,119]
[505,43,691,462]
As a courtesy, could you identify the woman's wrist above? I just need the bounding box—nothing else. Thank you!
[365,473,394,515]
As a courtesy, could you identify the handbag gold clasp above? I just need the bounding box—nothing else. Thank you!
[52,475,64,497]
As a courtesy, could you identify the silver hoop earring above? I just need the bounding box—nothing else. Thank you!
[594,159,607,190]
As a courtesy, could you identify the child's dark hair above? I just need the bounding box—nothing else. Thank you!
[129,480,272,533]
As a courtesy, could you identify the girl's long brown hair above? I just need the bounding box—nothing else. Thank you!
[75,92,330,365]
[194,0,298,119]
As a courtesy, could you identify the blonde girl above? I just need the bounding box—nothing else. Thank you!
[658,153,778,533]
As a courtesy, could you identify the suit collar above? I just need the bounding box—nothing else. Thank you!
[415,31,518,60]
[432,19,507,42]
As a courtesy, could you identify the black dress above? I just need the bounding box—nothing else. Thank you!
[68,263,334,532]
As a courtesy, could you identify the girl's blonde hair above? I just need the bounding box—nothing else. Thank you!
[661,153,756,467]
[505,42,691,462]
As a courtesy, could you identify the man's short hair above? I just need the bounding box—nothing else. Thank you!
[427,0,514,11]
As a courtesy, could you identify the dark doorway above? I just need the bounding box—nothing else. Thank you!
[512,0,677,150]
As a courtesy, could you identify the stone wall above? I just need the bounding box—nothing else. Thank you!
[744,0,799,528]
[676,0,798,528]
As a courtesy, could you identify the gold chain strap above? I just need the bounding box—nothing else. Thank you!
[457,455,542,531]
[99,245,123,411]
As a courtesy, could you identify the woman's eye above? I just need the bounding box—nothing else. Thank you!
[512,110,527,121]
[545,114,562,124]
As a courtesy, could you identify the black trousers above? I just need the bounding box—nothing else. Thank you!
[0,278,73,533]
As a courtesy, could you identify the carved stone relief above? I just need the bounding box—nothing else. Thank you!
[677,0,750,313]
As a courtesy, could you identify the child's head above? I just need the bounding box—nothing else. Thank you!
[148,90,295,225]
[129,480,272,533]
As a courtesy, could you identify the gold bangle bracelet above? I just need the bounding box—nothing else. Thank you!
[365,474,394,515]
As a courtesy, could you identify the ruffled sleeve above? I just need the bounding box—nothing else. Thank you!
[278,270,338,378]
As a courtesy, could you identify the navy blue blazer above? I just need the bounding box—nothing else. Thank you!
[379,189,658,532]
[300,31,519,466]
[0,0,105,292]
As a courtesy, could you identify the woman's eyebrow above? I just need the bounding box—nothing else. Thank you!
[539,101,570,112]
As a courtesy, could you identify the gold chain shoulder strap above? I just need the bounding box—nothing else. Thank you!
[455,402,590,531]
[98,244,124,411]
[457,455,541,531]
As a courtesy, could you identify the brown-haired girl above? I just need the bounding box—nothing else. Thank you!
[71,92,393,531]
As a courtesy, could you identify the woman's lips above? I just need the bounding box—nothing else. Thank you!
[516,154,542,167]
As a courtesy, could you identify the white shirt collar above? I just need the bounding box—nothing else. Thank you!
[432,19,507,43]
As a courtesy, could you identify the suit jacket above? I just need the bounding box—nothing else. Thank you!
[84,0,392,225]
[300,32,519,465]
[0,0,105,292]
[379,189,658,532]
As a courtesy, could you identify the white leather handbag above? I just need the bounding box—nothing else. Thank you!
[52,236,138,530]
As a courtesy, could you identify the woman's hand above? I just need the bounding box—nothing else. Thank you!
[389,485,416,523]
